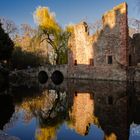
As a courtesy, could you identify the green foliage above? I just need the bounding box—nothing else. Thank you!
[54,30,69,64]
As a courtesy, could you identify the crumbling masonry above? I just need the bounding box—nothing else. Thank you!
[67,2,140,81]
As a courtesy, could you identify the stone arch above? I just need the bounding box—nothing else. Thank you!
[38,71,48,84]
[51,70,64,85]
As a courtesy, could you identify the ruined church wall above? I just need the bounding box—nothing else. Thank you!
[68,22,93,66]
[94,2,128,67]
[67,3,128,81]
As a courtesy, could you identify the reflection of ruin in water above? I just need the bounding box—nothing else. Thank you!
[0,79,140,140]
[69,92,99,136]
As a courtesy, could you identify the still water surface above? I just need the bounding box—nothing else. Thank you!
[0,79,140,140]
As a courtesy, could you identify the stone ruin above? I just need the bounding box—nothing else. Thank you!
[67,2,140,81]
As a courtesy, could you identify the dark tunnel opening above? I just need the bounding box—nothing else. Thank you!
[51,70,64,85]
[38,71,48,84]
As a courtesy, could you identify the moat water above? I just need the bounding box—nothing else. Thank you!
[0,79,140,140]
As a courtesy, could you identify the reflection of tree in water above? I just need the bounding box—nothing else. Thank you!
[36,127,57,140]
[17,89,67,140]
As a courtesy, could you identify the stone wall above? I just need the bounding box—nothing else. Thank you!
[128,37,135,66]
[132,33,140,65]
[95,2,128,67]
[67,65,126,81]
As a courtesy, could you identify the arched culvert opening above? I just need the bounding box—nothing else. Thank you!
[38,71,48,84]
[51,70,64,85]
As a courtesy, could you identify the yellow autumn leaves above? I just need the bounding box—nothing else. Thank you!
[34,6,61,33]
[34,6,74,34]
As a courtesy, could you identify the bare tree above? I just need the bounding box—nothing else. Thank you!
[88,19,102,34]
[0,17,18,38]
[89,18,140,37]
[20,23,36,37]
[128,18,140,37]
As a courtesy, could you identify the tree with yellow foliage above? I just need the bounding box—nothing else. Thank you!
[34,6,70,64]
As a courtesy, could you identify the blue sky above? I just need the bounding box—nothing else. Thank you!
[0,0,139,27]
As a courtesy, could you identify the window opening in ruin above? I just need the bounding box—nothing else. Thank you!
[108,96,113,105]
[75,91,77,96]
[89,58,94,66]
[85,26,88,32]
[74,60,77,65]
[108,55,113,64]
[129,55,132,66]
[84,23,89,35]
